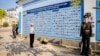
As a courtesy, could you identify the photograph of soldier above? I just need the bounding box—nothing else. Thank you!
[85,12,93,23]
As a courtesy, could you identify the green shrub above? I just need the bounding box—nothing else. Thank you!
[3,22,9,27]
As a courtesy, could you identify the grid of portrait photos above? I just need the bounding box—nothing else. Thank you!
[23,1,83,39]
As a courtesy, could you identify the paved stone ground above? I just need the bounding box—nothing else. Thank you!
[0,28,99,56]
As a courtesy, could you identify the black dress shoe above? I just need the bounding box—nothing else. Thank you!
[30,46,34,48]
[80,53,85,55]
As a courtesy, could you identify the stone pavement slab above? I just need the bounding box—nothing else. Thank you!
[0,51,9,56]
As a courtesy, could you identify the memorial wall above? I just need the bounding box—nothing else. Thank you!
[22,0,83,40]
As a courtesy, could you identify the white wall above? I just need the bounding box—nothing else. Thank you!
[84,0,96,42]
[17,6,23,34]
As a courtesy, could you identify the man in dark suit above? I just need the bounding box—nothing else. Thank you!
[80,15,92,56]
[16,24,18,35]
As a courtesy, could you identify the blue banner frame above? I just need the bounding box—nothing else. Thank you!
[96,0,100,41]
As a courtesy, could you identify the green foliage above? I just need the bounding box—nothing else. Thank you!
[0,8,6,19]
[71,0,81,6]
[3,22,9,27]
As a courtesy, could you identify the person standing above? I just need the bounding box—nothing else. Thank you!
[30,23,35,48]
[80,15,92,56]
[12,21,16,39]
[16,24,18,35]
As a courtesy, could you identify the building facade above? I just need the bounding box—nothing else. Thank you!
[17,0,100,51]
[6,7,18,26]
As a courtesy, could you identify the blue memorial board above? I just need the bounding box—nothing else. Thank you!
[96,0,100,41]
[22,0,83,40]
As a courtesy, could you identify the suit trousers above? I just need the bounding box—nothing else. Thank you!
[30,34,34,47]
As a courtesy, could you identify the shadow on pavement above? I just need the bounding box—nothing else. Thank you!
[6,41,60,56]
[60,49,80,55]
[0,36,3,39]
[9,35,15,39]
[48,39,81,56]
